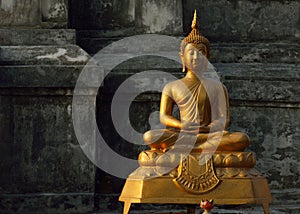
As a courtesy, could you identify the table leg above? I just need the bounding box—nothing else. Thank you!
[262,203,270,214]
[123,201,131,214]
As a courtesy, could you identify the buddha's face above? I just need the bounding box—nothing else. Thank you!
[181,43,208,74]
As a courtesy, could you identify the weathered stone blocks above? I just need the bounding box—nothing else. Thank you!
[0,0,68,28]
[70,0,183,34]
[183,0,300,42]
[0,29,75,46]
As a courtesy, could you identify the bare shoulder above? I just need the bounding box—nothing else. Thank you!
[162,79,183,97]
[163,79,182,91]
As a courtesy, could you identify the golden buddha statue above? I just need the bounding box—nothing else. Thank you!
[119,10,272,214]
[143,11,250,153]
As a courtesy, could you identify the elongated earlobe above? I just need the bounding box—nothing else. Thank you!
[182,66,186,72]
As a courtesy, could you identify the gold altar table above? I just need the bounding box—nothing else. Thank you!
[119,152,272,214]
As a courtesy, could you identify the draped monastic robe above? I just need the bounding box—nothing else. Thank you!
[143,77,249,152]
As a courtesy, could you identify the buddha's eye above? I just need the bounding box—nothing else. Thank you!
[188,50,194,55]
[199,50,206,56]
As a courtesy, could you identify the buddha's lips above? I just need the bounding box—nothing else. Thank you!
[192,60,203,64]
[192,62,201,65]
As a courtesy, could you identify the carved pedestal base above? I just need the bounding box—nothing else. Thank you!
[119,152,272,214]
[119,175,272,214]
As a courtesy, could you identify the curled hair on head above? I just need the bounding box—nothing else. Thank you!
[181,10,210,59]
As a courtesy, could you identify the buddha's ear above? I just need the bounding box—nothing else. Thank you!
[179,52,184,63]
[179,52,186,72]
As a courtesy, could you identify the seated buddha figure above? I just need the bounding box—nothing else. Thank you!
[120,12,272,214]
[143,12,250,153]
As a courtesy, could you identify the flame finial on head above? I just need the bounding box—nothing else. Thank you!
[191,10,199,30]
[182,9,210,59]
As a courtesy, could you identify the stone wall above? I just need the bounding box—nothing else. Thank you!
[0,0,68,28]
[183,0,300,42]
[70,0,183,34]
[0,0,96,211]
[75,0,300,54]
[0,42,95,191]
[0,38,96,212]
[0,0,299,213]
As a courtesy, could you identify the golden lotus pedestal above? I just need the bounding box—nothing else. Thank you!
[119,151,272,214]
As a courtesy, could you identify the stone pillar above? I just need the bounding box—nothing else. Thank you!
[74,0,183,54]
[138,0,183,34]
[0,0,40,26]
[0,0,68,28]
[70,0,182,34]
[40,0,68,27]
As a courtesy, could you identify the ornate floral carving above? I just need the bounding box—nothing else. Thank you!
[173,155,219,194]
